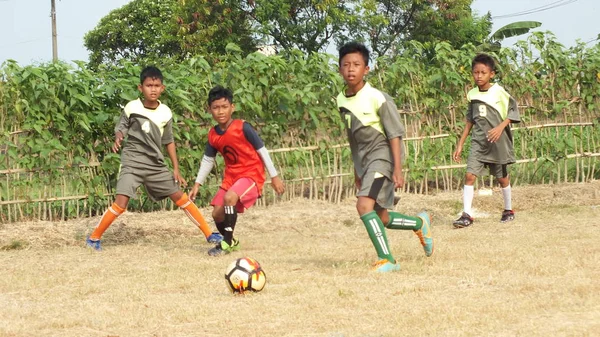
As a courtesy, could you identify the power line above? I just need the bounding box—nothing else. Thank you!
[493,0,575,18]
[0,37,50,49]
[492,0,579,19]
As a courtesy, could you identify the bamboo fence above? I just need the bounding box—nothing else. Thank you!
[1,121,599,223]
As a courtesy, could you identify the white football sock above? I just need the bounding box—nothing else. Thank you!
[502,185,512,210]
[463,185,474,215]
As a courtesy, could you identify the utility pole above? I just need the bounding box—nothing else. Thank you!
[51,0,57,62]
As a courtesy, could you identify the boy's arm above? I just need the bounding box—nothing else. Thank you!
[189,143,217,201]
[242,122,284,195]
[377,95,405,189]
[453,121,474,162]
[112,110,130,153]
[257,147,285,195]
[165,142,186,186]
[452,101,475,162]
[389,137,404,189]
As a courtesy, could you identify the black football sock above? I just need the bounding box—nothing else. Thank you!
[215,221,226,236]
[223,205,238,245]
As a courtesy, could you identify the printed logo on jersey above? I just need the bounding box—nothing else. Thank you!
[222,145,238,164]
[339,107,352,128]
[141,120,151,133]
[478,105,487,117]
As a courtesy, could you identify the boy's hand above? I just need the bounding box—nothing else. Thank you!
[487,125,504,143]
[112,132,124,153]
[172,169,187,188]
[452,146,463,162]
[393,168,404,189]
[189,183,201,201]
[271,176,285,195]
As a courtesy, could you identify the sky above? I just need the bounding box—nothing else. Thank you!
[0,0,598,66]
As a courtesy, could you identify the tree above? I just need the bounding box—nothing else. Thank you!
[84,0,258,68]
[84,0,181,68]
[243,0,358,54]
[350,0,422,57]
[346,0,492,59]
[479,21,542,52]
[407,0,492,57]
[175,0,257,57]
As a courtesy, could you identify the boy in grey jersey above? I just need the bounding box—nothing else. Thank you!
[452,54,521,228]
[337,42,433,272]
[86,66,222,251]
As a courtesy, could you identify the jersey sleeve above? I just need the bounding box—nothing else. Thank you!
[204,141,217,158]
[507,96,520,123]
[114,110,130,137]
[161,118,174,145]
[378,95,405,140]
[466,102,475,123]
[242,121,265,149]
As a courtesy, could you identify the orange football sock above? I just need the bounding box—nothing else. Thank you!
[176,193,212,238]
[90,203,125,240]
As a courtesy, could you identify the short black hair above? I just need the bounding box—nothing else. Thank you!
[471,54,496,72]
[339,42,370,66]
[208,85,233,105]
[140,66,163,84]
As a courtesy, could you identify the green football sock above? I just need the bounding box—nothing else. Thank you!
[386,212,423,230]
[360,211,395,263]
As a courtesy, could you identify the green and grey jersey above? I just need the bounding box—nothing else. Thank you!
[115,99,174,170]
[466,83,520,164]
[337,82,405,179]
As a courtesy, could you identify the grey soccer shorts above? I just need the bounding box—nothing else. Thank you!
[466,154,508,178]
[357,170,395,210]
[115,165,180,201]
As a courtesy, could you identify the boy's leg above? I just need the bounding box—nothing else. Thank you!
[360,204,394,263]
[171,191,222,243]
[454,160,479,227]
[142,166,221,243]
[380,209,433,257]
[89,194,128,241]
[87,167,140,249]
[461,156,484,215]
[220,178,258,245]
[208,179,257,256]
[210,187,240,246]
[495,166,515,222]
[211,205,226,235]
[385,211,423,230]
[356,171,398,270]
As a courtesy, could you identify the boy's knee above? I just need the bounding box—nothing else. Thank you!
[465,173,477,185]
[223,190,239,205]
[497,177,510,188]
[169,190,185,204]
[356,200,374,216]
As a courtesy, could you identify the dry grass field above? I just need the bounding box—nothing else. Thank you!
[1,182,599,337]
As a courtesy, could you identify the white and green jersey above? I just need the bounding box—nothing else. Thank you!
[337,82,405,179]
[115,99,174,170]
[466,83,520,164]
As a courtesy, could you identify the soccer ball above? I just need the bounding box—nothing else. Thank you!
[224,257,267,293]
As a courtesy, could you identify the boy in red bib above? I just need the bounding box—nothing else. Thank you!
[189,86,285,256]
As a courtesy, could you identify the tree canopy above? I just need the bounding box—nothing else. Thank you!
[84,0,181,68]
[84,0,495,66]
[84,0,257,68]
[407,0,492,57]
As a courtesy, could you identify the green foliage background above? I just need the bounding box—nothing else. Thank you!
[1,34,600,220]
